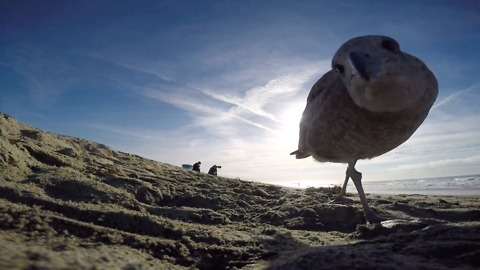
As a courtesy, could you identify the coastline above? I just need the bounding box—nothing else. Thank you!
[352,175,480,196]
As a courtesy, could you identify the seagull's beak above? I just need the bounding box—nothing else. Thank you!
[348,51,383,82]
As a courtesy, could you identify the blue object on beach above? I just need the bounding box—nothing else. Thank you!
[182,164,193,169]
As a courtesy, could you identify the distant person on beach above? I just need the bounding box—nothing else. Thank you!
[208,165,221,176]
[192,161,201,172]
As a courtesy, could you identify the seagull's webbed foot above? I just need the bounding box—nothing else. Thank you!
[364,209,389,224]
[348,161,390,224]
[330,194,353,204]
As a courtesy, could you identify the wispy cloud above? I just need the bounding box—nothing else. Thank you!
[142,64,322,136]
[202,70,318,123]
[82,123,157,140]
[432,83,480,110]
[1,47,72,107]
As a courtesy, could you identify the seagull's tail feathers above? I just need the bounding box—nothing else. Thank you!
[290,150,310,159]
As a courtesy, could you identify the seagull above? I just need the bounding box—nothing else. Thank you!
[291,35,438,224]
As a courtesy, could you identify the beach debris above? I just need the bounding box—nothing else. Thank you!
[8,138,22,145]
[56,147,77,157]
[20,129,40,140]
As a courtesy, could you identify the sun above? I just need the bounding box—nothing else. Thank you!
[278,102,305,146]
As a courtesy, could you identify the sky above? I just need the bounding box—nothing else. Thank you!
[1,0,479,188]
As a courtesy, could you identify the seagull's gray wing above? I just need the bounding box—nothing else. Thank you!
[291,70,338,159]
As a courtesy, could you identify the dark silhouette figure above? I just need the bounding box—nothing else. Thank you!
[208,165,221,175]
[192,161,201,172]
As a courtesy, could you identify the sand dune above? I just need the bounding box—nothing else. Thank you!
[1,113,479,269]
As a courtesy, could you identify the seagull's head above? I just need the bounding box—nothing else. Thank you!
[331,35,437,113]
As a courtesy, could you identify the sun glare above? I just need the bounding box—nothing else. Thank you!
[278,102,305,147]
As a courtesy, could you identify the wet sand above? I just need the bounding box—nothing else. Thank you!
[1,113,480,269]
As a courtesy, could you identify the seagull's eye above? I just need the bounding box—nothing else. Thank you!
[333,64,345,74]
[381,39,400,52]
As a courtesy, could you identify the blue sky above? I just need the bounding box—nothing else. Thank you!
[1,0,479,187]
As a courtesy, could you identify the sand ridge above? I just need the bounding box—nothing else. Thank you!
[1,113,480,269]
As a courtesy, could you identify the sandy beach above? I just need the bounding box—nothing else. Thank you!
[1,113,480,269]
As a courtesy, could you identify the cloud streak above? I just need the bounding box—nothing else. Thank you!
[141,64,322,137]
[432,83,480,110]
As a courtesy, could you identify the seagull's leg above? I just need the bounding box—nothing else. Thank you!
[348,161,386,224]
[331,171,353,203]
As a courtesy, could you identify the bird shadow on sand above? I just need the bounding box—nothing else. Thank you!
[252,194,480,269]
[387,201,480,223]
[262,222,480,270]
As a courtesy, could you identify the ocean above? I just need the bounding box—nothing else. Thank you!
[347,174,480,196]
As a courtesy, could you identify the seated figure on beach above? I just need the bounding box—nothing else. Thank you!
[208,165,221,176]
[192,161,201,172]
